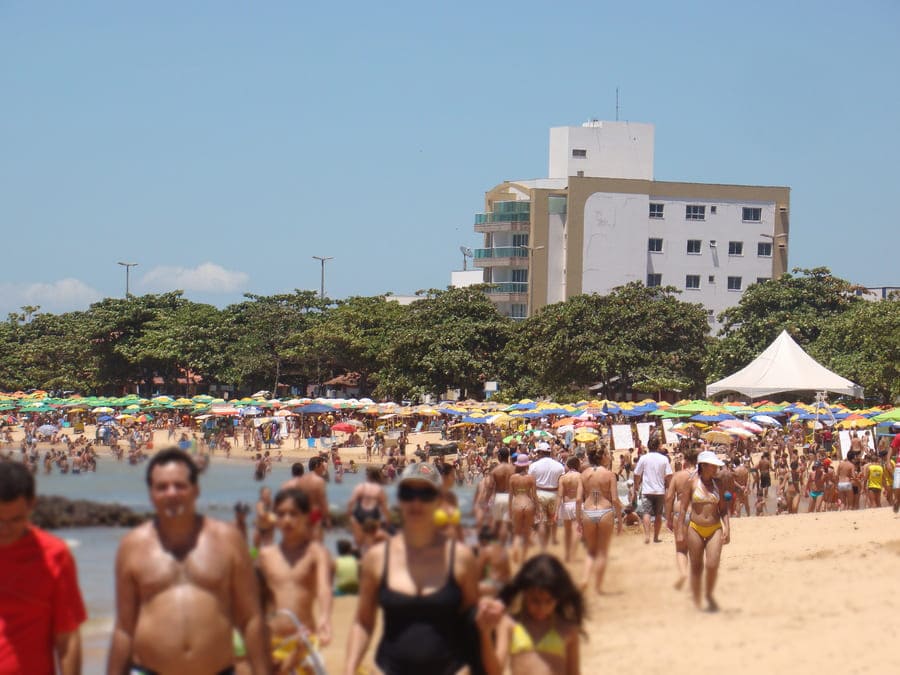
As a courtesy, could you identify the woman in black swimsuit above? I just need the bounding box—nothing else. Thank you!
[347,467,389,548]
[344,462,502,675]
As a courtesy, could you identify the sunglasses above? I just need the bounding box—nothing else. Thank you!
[398,484,439,503]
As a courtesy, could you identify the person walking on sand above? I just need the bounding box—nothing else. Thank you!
[107,448,269,675]
[677,450,730,612]
[0,460,87,675]
[529,442,565,551]
[666,446,697,589]
[343,462,503,675]
[633,438,672,543]
[509,453,539,564]
[557,456,584,563]
[257,488,332,674]
[487,447,515,544]
[579,449,621,594]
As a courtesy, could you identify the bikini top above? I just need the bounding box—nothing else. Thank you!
[692,479,719,505]
[509,619,566,658]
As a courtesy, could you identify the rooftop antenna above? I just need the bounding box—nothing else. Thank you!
[459,245,473,271]
[615,87,620,121]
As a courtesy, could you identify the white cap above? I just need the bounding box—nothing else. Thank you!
[536,441,551,452]
[697,450,725,467]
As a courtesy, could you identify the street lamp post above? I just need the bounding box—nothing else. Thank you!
[518,245,544,317]
[311,256,334,299]
[117,262,138,298]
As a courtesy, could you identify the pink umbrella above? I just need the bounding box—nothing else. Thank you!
[720,419,763,434]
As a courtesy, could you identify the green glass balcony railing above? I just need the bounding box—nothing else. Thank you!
[485,282,528,294]
[475,201,531,225]
[473,247,529,259]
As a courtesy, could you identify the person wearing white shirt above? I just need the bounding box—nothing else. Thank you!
[528,442,566,550]
[633,437,673,544]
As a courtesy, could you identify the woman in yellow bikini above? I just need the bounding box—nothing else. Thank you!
[494,553,582,675]
[677,450,730,611]
[435,462,464,541]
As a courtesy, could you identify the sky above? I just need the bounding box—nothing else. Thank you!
[1,1,898,316]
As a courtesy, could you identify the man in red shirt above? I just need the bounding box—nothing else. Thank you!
[0,460,87,675]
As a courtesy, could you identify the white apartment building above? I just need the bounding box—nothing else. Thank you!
[473,121,790,327]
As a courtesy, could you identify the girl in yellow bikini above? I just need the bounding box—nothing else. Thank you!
[677,450,730,612]
[495,554,583,675]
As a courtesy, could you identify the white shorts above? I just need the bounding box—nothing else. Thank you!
[894,467,900,487]
[536,489,559,521]
[491,492,510,523]
[560,500,578,521]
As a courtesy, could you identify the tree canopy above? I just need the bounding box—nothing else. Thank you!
[0,268,893,402]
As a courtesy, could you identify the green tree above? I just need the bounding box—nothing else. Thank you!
[706,267,862,380]
[376,286,513,401]
[295,295,406,396]
[811,298,900,403]
[223,291,326,393]
[502,283,709,399]
[127,301,230,391]
[83,293,189,394]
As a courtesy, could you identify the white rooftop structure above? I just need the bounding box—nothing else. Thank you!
[706,330,863,399]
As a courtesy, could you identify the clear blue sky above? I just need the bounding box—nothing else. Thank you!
[2,1,898,315]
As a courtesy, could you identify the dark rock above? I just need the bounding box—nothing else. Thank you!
[32,495,149,529]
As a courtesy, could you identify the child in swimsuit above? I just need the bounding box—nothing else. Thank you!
[496,554,584,675]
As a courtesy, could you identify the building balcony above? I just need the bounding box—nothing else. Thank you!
[484,282,528,302]
[474,205,531,233]
[474,214,531,233]
[473,247,529,268]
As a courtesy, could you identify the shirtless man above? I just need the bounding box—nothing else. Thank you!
[107,448,269,675]
[285,457,330,536]
[666,447,697,589]
[757,452,772,499]
[715,460,736,517]
[732,459,750,518]
[257,488,332,674]
[253,487,276,549]
[487,447,514,543]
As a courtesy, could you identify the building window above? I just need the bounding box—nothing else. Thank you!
[685,275,701,290]
[686,239,702,254]
[727,276,743,291]
[686,205,706,221]
[649,203,664,219]
[572,148,587,158]
[708,275,715,284]
[510,304,527,318]
[756,277,771,285]
[757,242,772,257]
[728,241,744,256]
[512,269,528,283]
[710,206,717,214]
[646,273,662,287]
[512,234,529,248]
[648,238,663,253]
[743,207,762,222]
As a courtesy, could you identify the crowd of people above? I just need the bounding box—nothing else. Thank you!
[2,406,899,674]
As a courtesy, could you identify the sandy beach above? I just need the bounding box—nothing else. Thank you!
[9,425,899,674]
[318,506,898,675]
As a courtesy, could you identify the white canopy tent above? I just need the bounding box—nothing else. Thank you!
[706,330,863,399]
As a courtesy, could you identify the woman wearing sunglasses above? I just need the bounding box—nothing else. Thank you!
[344,461,503,675]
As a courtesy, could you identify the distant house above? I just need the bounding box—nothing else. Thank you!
[324,372,361,398]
